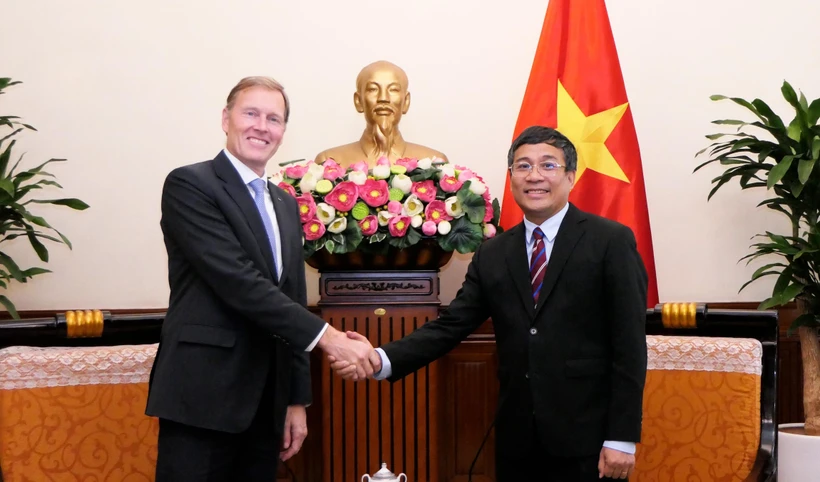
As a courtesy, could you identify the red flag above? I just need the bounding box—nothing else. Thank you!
[499,0,659,307]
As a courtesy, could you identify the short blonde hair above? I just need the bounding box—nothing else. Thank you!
[225,76,290,123]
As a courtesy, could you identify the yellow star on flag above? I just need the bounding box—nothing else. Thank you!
[556,80,630,183]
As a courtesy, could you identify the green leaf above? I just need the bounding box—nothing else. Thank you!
[0,295,20,319]
[26,198,90,210]
[336,221,363,253]
[767,155,793,189]
[798,158,816,184]
[21,267,50,277]
[711,119,747,126]
[26,229,49,261]
[324,239,335,254]
[388,226,421,249]
[438,217,483,254]
[0,178,14,196]
[751,98,786,130]
[0,252,25,282]
[808,98,820,125]
[813,138,820,160]
[456,183,486,224]
[710,95,767,123]
[787,313,820,336]
[492,198,501,227]
[369,232,386,244]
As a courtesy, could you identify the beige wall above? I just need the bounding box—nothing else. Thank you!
[0,0,817,311]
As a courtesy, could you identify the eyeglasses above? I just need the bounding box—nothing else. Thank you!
[509,161,567,178]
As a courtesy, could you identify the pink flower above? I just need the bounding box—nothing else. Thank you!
[359,215,378,236]
[325,181,358,212]
[421,220,437,236]
[424,200,452,224]
[387,200,403,214]
[303,218,326,241]
[322,160,345,180]
[458,169,476,181]
[296,194,317,223]
[350,160,369,173]
[411,180,436,203]
[278,182,296,197]
[396,157,418,172]
[484,199,494,223]
[388,216,411,237]
[439,174,463,193]
[285,164,308,179]
[484,224,497,239]
[376,156,390,166]
[359,179,390,207]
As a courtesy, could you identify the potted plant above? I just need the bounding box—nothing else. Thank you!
[270,156,502,271]
[0,78,89,318]
[695,80,820,480]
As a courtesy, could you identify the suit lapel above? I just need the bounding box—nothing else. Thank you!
[505,223,536,319]
[269,181,293,286]
[534,204,586,319]
[213,152,278,283]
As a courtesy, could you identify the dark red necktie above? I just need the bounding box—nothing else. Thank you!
[530,228,547,305]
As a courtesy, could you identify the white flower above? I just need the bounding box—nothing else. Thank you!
[444,196,464,218]
[468,180,487,196]
[417,157,433,170]
[373,164,391,180]
[402,194,424,217]
[438,220,452,235]
[327,216,347,234]
[439,164,456,178]
[316,202,336,225]
[307,162,325,179]
[268,172,284,185]
[348,170,368,186]
[391,174,413,194]
[299,172,318,193]
[411,214,423,228]
[378,210,394,226]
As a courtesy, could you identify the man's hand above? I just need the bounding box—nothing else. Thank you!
[317,327,377,380]
[280,405,307,461]
[598,447,635,479]
[328,331,382,380]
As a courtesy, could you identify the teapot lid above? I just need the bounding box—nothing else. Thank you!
[370,462,398,480]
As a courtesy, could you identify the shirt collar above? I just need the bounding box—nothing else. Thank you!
[223,148,266,187]
[523,202,569,244]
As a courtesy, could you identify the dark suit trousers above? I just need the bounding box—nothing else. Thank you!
[497,423,624,482]
[155,365,284,482]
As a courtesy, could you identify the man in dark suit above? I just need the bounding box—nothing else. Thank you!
[332,126,648,481]
[146,76,378,482]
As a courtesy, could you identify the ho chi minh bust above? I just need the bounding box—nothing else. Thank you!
[314,60,448,169]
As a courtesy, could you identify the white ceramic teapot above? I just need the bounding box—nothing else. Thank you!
[361,462,407,482]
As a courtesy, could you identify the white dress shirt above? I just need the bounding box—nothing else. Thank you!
[375,202,634,454]
[224,149,327,352]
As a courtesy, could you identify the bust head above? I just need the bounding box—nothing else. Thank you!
[354,60,411,136]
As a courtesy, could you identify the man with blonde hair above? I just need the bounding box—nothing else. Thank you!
[147,76,377,481]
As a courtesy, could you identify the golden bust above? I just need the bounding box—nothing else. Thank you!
[314,60,448,168]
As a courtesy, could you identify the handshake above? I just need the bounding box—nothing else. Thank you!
[317,325,382,381]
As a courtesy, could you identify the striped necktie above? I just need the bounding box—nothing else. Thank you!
[530,227,547,305]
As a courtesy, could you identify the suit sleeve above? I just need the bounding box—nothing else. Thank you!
[161,168,327,351]
[382,243,491,381]
[603,225,648,442]
[290,196,313,405]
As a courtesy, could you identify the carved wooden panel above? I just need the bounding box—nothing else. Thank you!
[438,336,499,482]
[319,305,440,482]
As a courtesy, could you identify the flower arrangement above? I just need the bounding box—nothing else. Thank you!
[271,156,502,259]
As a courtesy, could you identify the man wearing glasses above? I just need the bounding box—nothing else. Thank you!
[332,126,648,481]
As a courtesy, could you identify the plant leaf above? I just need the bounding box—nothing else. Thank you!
[798,158,816,184]
[787,313,820,337]
[767,155,793,189]
[0,295,20,319]
[438,217,483,254]
[0,252,25,282]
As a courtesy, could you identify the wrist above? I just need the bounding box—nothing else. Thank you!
[316,325,337,350]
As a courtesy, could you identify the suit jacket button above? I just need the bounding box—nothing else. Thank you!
[530,328,537,335]
[525,372,529,379]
